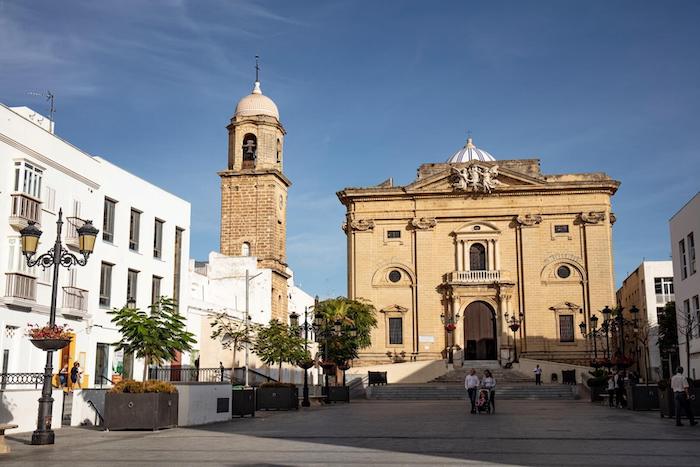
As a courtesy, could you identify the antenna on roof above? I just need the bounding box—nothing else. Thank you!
[26,90,56,132]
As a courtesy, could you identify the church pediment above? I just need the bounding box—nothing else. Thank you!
[452,221,501,237]
[406,161,545,194]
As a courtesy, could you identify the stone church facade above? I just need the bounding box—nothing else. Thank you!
[338,138,620,365]
[219,78,290,322]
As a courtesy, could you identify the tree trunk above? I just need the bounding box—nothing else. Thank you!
[232,342,238,369]
[278,358,283,383]
[142,356,149,382]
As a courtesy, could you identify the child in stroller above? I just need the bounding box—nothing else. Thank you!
[476,388,491,414]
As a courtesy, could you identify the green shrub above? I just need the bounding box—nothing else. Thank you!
[110,379,177,394]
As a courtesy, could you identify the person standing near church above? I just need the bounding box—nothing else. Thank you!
[465,368,480,414]
[533,365,542,385]
[671,367,697,427]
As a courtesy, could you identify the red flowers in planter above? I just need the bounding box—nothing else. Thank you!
[445,323,457,331]
[26,323,72,340]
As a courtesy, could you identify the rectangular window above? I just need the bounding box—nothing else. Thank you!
[694,295,700,339]
[153,219,164,258]
[99,263,113,307]
[688,232,696,275]
[103,198,116,242]
[388,317,403,345]
[151,275,162,305]
[559,315,575,342]
[554,225,569,234]
[173,227,184,310]
[387,230,401,239]
[94,343,109,385]
[127,269,139,306]
[684,299,692,339]
[680,239,688,280]
[129,209,141,251]
[43,186,56,212]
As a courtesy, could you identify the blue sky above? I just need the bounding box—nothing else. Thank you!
[2,0,699,298]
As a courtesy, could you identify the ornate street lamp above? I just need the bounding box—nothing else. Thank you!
[289,311,300,328]
[504,311,524,363]
[440,310,460,364]
[19,209,98,445]
[579,315,602,361]
[301,295,319,408]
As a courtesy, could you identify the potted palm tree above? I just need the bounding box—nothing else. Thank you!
[105,297,196,429]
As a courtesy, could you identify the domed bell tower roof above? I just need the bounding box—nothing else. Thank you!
[234,56,280,120]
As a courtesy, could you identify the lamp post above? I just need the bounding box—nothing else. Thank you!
[19,209,98,445]
[301,295,318,408]
[579,314,605,361]
[613,305,639,359]
[312,304,357,404]
[504,311,524,363]
[440,310,460,364]
[601,306,613,360]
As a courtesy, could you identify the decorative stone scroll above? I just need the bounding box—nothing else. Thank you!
[345,218,375,232]
[449,164,502,193]
[411,217,437,230]
[515,214,543,226]
[579,211,606,224]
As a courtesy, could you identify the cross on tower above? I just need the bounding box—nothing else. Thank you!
[255,55,260,82]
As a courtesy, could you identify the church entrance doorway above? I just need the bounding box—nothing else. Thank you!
[463,301,497,360]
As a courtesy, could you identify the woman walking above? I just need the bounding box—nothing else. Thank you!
[482,369,496,414]
[70,362,83,390]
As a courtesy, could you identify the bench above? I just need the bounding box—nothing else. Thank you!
[0,424,18,454]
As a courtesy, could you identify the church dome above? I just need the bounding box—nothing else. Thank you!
[447,137,496,163]
[234,81,279,119]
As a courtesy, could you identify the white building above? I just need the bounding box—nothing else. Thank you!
[616,261,674,380]
[670,192,700,379]
[187,251,315,372]
[0,104,190,386]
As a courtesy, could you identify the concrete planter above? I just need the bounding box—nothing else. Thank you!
[256,386,299,411]
[626,385,659,411]
[327,386,350,403]
[232,388,255,417]
[659,388,700,418]
[104,392,178,430]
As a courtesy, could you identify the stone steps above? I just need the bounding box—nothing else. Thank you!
[431,365,533,384]
[369,384,574,400]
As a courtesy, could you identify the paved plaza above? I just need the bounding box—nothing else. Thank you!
[4,399,700,466]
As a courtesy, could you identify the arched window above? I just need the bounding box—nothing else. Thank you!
[241,242,251,256]
[276,139,282,164]
[469,243,486,271]
[242,133,257,168]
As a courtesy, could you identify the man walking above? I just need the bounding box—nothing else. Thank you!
[671,367,697,427]
[533,364,542,385]
[465,368,480,414]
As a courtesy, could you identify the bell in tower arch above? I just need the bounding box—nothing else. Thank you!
[242,133,257,169]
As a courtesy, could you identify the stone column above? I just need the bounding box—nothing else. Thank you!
[457,239,463,271]
[464,241,470,271]
[494,239,500,271]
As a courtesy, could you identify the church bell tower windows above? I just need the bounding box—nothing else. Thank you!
[242,133,257,169]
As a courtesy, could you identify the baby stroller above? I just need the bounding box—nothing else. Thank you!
[476,388,491,414]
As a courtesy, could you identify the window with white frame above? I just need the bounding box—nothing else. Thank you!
[103,198,116,242]
[684,299,692,339]
[99,263,113,307]
[13,161,43,198]
[680,239,688,280]
[127,269,139,305]
[688,232,696,275]
[43,186,56,212]
[129,209,141,251]
[151,275,162,305]
[694,295,700,339]
[7,238,37,276]
[153,219,164,258]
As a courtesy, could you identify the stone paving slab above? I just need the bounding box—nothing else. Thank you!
[3,400,700,466]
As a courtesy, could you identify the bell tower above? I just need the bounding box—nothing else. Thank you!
[219,59,291,321]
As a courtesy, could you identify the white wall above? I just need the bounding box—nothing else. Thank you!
[0,103,191,384]
[670,192,700,379]
[0,388,63,434]
[173,383,231,426]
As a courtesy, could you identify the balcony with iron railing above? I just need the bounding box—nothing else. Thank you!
[9,193,41,228]
[62,286,89,317]
[65,216,86,249]
[447,270,505,284]
[5,272,36,301]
